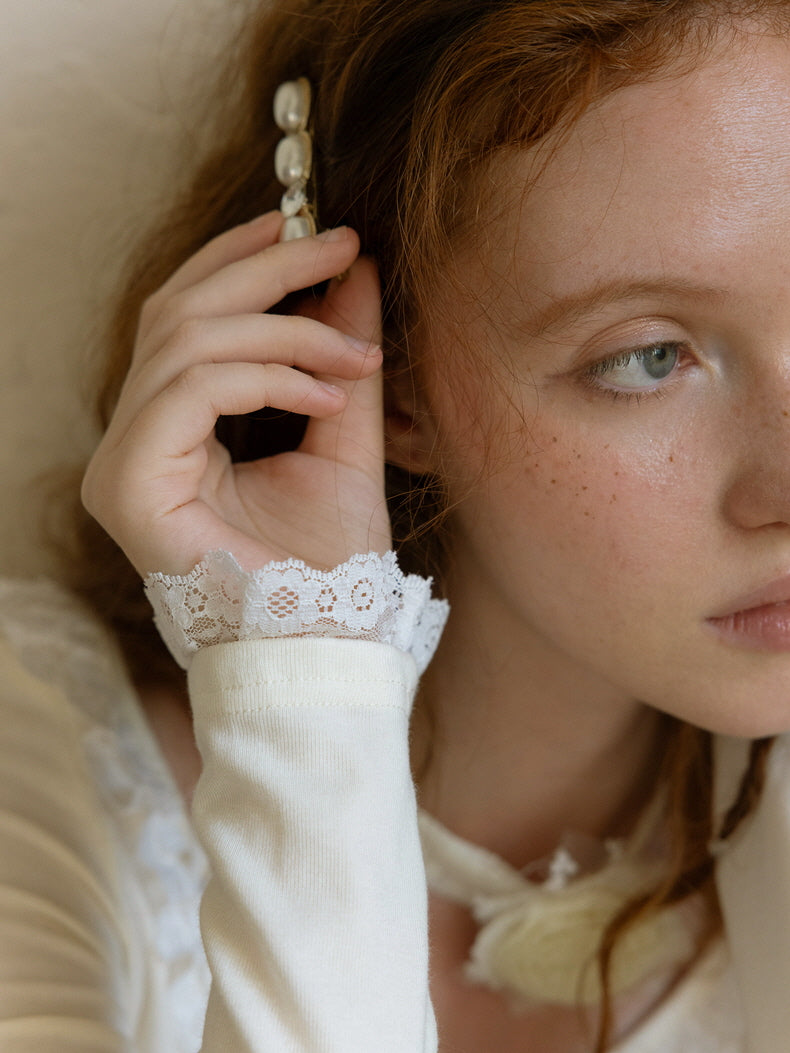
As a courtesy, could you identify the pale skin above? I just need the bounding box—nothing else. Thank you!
[83,20,790,1052]
[415,24,790,858]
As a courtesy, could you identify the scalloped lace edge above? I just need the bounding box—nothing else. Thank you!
[144,550,449,674]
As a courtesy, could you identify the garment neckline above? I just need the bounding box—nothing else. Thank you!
[417,805,733,1045]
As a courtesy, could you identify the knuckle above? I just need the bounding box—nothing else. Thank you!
[79,467,96,514]
[146,290,193,344]
[80,458,110,520]
[166,316,210,360]
[138,290,165,332]
[169,361,209,397]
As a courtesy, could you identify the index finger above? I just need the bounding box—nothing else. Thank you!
[152,212,283,303]
[136,226,362,364]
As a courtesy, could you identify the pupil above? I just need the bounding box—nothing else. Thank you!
[644,345,676,379]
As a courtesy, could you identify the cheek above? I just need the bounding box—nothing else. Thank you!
[479,426,708,591]
[432,361,717,601]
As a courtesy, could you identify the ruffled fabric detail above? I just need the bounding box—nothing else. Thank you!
[419,807,696,1008]
[145,550,449,674]
[81,722,209,1049]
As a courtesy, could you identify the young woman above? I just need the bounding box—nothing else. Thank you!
[2,1,790,1050]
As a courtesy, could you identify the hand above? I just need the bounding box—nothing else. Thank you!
[82,213,389,578]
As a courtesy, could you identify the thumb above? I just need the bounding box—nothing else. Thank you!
[316,254,382,348]
[300,257,385,474]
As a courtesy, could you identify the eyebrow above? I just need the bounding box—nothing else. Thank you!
[526,277,727,337]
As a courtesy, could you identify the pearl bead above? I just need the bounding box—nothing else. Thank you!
[281,214,317,241]
[275,132,312,186]
[273,78,311,132]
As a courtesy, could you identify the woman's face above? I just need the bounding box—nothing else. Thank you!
[423,25,790,736]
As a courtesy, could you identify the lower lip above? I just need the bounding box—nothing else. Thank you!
[707,600,790,651]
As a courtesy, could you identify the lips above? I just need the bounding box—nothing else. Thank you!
[707,575,790,651]
[708,574,790,621]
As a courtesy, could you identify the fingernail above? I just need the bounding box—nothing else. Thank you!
[318,380,347,398]
[346,338,381,355]
[317,226,350,243]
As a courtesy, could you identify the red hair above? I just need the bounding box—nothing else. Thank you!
[58,2,785,1046]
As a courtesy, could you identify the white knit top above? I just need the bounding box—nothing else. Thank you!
[0,568,750,1051]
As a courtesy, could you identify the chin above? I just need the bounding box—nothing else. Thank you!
[671,684,790,741]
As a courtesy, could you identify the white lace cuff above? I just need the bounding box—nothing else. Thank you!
[144,550,449,675]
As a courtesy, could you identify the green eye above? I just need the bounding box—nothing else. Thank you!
[588,343,681,391]
[640,345,677,380]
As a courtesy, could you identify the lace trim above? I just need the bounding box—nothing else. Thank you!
[144,550,449,674]
[82,722,209,1050]
[0,578,127,726]
[0,578,210,1051]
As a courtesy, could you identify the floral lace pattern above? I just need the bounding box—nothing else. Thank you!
[0,579,210,1052]
[145,550,450,673]
[81,722,209,1048]
[0,578,746,1052]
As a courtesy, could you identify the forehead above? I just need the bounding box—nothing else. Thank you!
[473,25,790,320]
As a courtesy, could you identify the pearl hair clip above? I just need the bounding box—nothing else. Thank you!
[273,78,318,241]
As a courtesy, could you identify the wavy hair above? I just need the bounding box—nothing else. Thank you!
[59,1,786,1047]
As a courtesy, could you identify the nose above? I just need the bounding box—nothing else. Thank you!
[721,387,790,531]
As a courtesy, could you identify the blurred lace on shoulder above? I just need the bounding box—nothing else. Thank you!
[145,550,449,673]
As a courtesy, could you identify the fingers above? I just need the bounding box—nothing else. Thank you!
[150,212,283,301]
[83,219,392,577]
[119,362,349,467]
[110,312,381,439]
[300,257,386,477]
[82,360,351,544]
[137,223,361,357]
[112,220,381,445]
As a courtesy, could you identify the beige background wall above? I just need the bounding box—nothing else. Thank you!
[1,0,250,576]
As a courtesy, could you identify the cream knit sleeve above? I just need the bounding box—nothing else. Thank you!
[189,636,438,1053]
[0,555,445,1052]
[149,552,446,1052]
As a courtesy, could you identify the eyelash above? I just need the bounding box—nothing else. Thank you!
[577,341,689,404]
